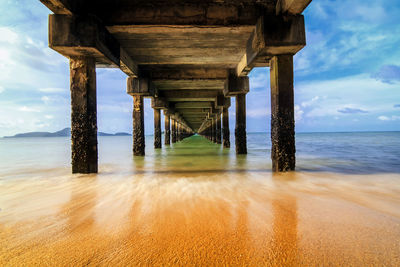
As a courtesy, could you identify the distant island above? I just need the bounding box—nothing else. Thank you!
[3,128,131,138]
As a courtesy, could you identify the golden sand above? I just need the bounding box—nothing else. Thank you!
[1,171,400,266]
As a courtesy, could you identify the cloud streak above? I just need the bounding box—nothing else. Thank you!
[337,107,368,114]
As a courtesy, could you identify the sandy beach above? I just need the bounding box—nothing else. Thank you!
[1,169,400,266]
[1,134,400,266]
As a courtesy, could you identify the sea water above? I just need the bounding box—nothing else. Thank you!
[0,132,399,265]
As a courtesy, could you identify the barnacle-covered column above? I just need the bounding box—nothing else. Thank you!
[270,55,295,171]
[235,94,247,154]
[132,95,145,156]
[223,106,230,148]
[154,108,161,149]
[164,111,170,145]
[70,56,98,173]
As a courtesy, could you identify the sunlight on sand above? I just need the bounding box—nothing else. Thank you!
[1,170,400,266]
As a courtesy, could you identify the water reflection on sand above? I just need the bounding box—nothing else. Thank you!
[1,136,400,265]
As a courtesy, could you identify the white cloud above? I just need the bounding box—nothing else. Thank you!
[0,86,4,93]
[247,108,269,118]
[378,115,400,121]
[38,87,65,93]
[0,27,18,44]
[301,96,319,108]
[45,115,54,119]
[18,106,40,112]
[295,105,304,121]
[41,96,50,104]
[295,75,400,122]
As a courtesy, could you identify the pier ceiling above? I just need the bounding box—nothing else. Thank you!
[45,0,308,76]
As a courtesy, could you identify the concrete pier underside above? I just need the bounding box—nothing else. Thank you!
[41,0,311,173]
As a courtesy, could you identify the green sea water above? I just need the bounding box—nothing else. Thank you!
[0,132,399,179]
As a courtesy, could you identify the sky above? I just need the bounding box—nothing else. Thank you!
[0,0,400,137]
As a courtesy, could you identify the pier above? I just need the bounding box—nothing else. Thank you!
[40,0,311,173]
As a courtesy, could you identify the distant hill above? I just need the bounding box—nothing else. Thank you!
[3,128,131,138]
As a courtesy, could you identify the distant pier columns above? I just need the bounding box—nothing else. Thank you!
[222,106,230,148]
[211,117,216,143]
[153,109,161,149]
[70,56,98,174]
[177,123,181,141]
[164,111,171,145]
[270,55,296,171]
[171,117,177,143]
[216,113,222,144]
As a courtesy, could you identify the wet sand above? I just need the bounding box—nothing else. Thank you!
[1,170,400,266]
[1,135,400,266]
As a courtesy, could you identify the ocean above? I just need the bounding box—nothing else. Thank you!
[1,132,400,265]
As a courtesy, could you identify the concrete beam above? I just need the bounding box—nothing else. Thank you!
[153,79,226,90]
[161,90,220,101]
[236,15,305,76]
[127,77,156,96]
[147,68,229,80]
[174,102,213,109]
[151,97,168,109]
[176,108,209,114]
[276,0,312,15]
[224,72,249,96]
[40,0,77,15]
[49,14,139,76]
[215,95,231,108]
[102,4,271,26]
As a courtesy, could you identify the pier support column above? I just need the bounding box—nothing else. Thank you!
[211,118,216,143]
[171,118,176,143]
[270,55,296,171]
[235,94,247,154]
[132,95,145,156]
[164,112,170,145]
[216,113,222,144]
[70,57,98,173]
[223,107,230,148]
[154,109,161,149]
[177,123,180,141]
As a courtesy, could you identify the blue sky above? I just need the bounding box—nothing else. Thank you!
[0,0,400,136]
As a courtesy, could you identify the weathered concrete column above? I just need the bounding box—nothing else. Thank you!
[235,94,247,154]
[223,107,230,148]
[211,118,215,143]
[171,118,177,143]
[178,123,182,141]
[154,109,161,149]
[176,123,180,141]
[164,112,170,145]
[70,57,98,174]
[132,95,145,156]
[216,113,222,144]
[270,55,296,171]
[208,123,212,141]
